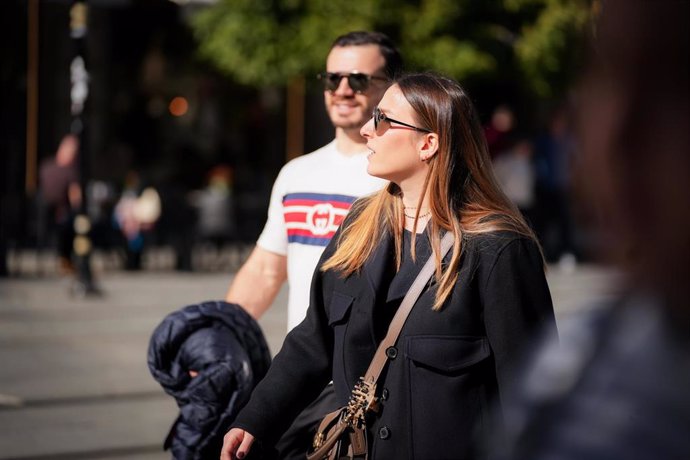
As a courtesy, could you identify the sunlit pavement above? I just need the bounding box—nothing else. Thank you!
[0,262,620,459]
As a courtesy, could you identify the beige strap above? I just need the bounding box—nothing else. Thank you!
[306,232,455,460]
[363,231,455,384]
[308,409,348,459]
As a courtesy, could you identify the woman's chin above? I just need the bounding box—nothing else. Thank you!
[366,165,387,181]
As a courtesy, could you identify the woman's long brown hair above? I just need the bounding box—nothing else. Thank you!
[322,73,538,310]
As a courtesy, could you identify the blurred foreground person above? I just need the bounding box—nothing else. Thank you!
[494,2,690,459]
[222,72,555,460]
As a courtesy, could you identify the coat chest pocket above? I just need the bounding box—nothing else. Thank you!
[405,335,490,374]
[405,335,491,459]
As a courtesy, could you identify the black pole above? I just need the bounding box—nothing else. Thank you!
[69,0,99,296]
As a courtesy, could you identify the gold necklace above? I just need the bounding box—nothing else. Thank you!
[403,210,431,219]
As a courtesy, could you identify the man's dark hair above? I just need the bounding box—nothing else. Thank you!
[330,31,403,80]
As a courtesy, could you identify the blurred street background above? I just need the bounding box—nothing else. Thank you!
[1,0,605,458]
[1,0,596,278]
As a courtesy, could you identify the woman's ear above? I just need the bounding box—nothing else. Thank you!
[419,133,439,162]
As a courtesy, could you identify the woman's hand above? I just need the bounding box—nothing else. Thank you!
[221,428,255,460]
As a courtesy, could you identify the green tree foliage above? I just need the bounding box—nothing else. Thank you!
[191,0,591,98]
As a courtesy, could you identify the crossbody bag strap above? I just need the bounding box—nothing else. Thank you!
[362,231,455,385]
[307,232,455,460]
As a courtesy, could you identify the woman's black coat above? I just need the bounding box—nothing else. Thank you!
[148,300,271,460]
[234,226,555,459]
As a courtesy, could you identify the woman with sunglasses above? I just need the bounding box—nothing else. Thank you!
[222,72,555,460]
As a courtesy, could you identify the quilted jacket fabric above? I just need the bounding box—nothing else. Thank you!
[148,300,271,460]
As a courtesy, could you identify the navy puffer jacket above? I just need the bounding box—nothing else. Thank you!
[148,300,271,460]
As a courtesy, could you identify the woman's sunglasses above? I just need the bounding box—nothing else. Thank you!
[373,107,431,133]
[317,72,388,94]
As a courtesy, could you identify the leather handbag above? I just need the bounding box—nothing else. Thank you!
[306,232,455,460]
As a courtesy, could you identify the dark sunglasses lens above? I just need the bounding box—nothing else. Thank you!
[347,74,369,92]
[320,73,372,92]
[373,108,381,129]
[324,73,341,91]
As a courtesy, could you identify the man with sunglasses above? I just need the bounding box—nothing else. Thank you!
[224,31,402,459]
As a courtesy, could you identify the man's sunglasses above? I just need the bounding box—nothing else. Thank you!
[317,72,388,93]
[373,107,431,133]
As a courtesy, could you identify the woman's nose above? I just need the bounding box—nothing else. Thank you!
[360,117,374,138]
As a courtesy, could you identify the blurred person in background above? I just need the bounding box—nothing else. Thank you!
[484,104,516,160]
[533,106,578,267]
[493,1,690,459]
[191,164,236,248]
[113,170,161,270]
[223,31,401,459]
[188,164,237,270]
[38,133,81,274]
[492,133,537,226]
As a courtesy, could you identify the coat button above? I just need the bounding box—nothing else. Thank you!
[385,346,398,359]
[381,388,389,401]
[378,426,391,440]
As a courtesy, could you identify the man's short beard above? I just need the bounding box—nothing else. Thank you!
[333,120,366,131]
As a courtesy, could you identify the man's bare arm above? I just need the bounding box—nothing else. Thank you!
[225,246,288,320]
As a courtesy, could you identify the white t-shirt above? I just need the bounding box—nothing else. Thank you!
[257,140,385,330]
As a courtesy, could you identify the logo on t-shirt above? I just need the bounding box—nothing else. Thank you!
[283,193,356,246]
[309,203,335,236]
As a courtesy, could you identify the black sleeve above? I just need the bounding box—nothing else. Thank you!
[231,224,346,446]
[481,237,557,401]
